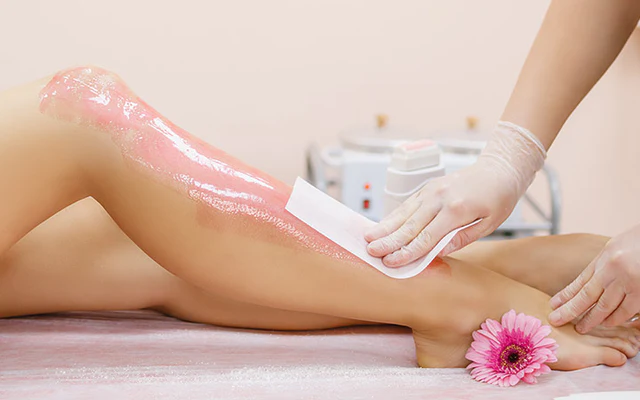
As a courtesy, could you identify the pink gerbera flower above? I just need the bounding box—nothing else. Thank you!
[465,309,558,387]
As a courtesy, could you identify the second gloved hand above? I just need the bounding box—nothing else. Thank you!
[364,121,547,267]
[549,224,640,333]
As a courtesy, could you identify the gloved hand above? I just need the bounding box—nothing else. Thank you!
[549,224,640,333]
[364,121,547,267]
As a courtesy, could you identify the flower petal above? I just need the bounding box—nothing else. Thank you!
[536,338,558,350]
[538,364,551,374]
[514,312,528,333]
[466,311,557,387]
[485,319,503,338]
[471,338,491,353]
[501,310,517,332]
[465,349,488,364]
[472,368,496,381]
[522,315,541,337]
[531,326,552,345]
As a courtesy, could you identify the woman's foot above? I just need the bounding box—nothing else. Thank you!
[410,259,637,369]
[587,324,640,360]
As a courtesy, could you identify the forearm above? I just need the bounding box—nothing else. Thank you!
[502,0,640,148]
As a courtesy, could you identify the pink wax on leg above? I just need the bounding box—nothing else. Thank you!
[39,66,357,261]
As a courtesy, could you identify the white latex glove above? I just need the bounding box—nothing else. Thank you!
[549,224,640,333]
[364,121,547,267]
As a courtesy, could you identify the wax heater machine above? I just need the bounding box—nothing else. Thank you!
[305,115,560,238]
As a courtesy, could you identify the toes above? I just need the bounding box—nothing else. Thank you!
[599,345,628,367]
[609,337,638,359]
[625,328,640,349]
[586,326,640,358]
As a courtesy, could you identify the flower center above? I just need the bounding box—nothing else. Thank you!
[500,344,527,371]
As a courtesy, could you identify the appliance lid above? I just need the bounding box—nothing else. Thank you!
[437,138,486,154]
[435,116,487,155]
[339,115,422,153]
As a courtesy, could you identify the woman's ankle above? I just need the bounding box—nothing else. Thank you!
[403,259,494,333]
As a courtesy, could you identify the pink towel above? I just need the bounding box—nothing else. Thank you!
[1,311,638,399]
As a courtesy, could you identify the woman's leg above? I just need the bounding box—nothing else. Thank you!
[0,70,409,327]
[2,197,637,365]
[0,66,632,369]
[0,198,362,330]
[451,234,609,296]
[0,77,96,255]
[0,198,612,328]
[0,198,170,317]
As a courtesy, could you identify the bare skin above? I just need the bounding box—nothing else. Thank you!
[450,234,610,297]
[0,69,637,370]
[502,0,640,148]
[2,198,637,367]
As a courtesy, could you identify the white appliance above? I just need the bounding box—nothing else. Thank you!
[306,116,561,238]
[383,139,446,216]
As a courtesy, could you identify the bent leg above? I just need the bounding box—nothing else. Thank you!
[0,77,98,254]
[0,198,362,330]
[0,197,173,317]
[451,234,608,296]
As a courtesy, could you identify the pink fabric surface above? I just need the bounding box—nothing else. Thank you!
[1,310,638,399]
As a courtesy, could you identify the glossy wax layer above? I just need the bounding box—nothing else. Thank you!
[39,66,357,261]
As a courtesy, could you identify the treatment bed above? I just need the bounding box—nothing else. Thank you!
[1,310,638,399]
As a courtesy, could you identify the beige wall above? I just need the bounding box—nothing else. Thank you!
[1,0,638,236]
